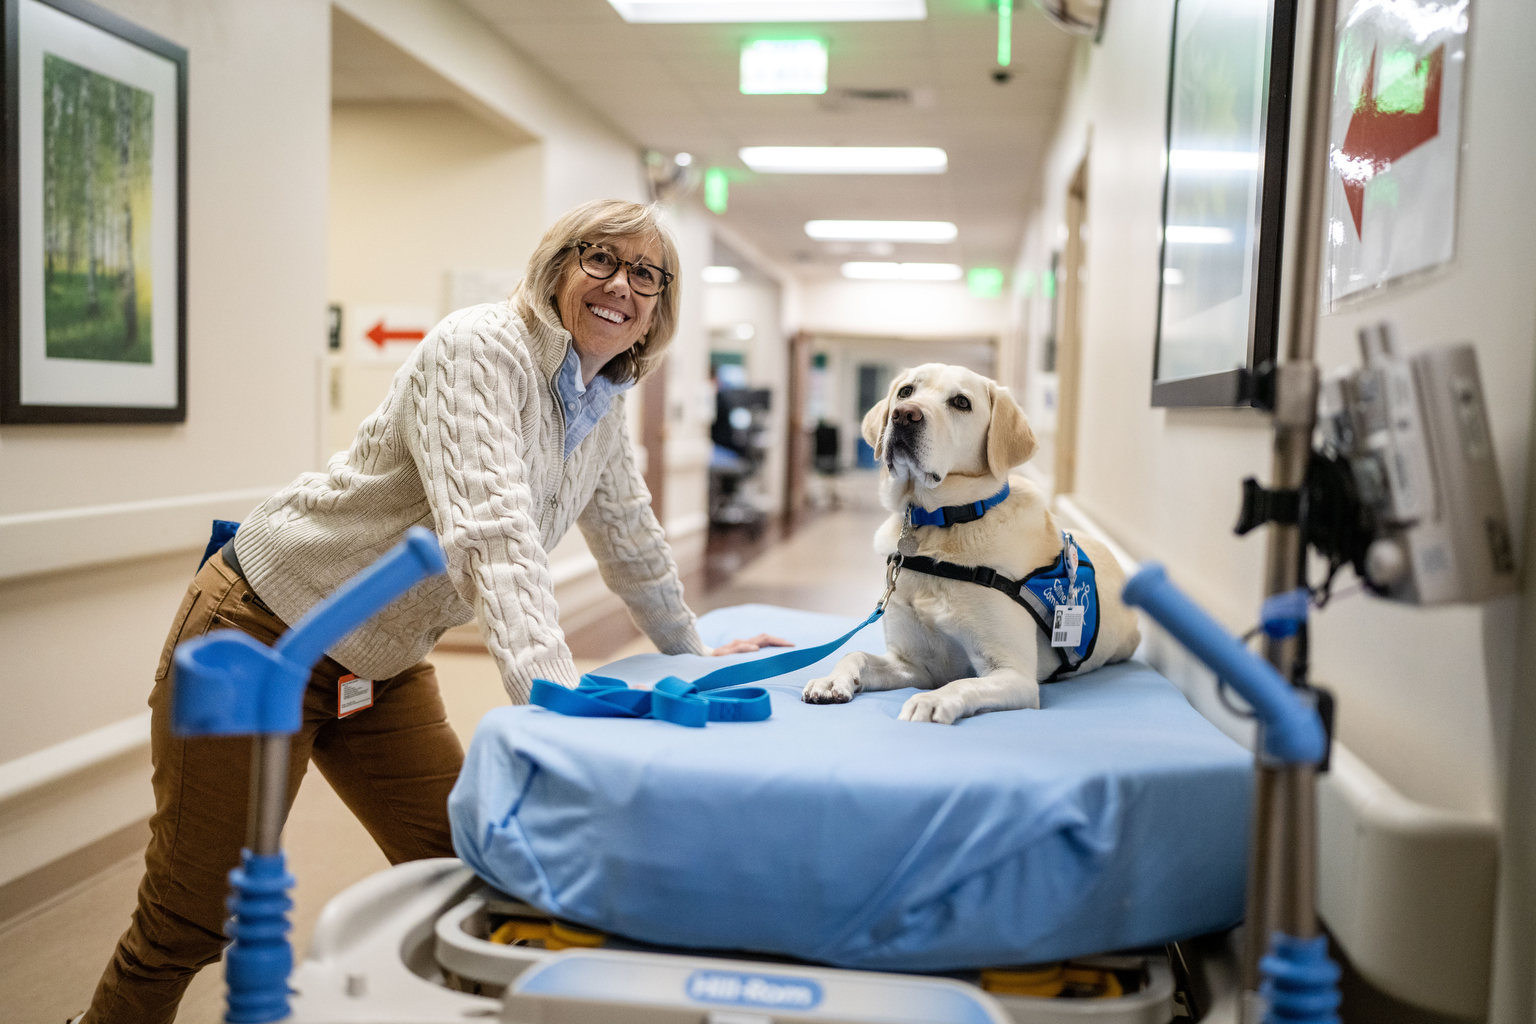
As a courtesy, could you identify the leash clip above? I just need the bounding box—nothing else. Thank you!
[879,554,904,612]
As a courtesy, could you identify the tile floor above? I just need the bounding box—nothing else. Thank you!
[1,477,893,1023]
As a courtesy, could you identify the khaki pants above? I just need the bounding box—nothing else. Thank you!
[83,551,464,1023]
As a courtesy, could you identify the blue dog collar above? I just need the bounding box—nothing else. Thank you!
[908,482,1011,528]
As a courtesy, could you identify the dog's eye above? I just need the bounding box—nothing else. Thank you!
[897,385,914,399]
[950,395,972,411]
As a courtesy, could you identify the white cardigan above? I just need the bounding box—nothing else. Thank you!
[233,303,704,703]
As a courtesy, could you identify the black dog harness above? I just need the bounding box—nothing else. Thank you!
[896,487,1102,681]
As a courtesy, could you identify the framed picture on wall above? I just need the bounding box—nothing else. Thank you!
[2,0,187,424]
[1152,0,1299,408]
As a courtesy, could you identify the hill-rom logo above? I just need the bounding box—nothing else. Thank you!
[686,969,824,1010]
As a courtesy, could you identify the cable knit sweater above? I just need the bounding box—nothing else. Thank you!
[232,302,705,703]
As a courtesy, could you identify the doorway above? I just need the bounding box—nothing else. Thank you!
[1053,153,1089,497]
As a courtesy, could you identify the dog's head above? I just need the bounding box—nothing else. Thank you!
[862,364,1036,496]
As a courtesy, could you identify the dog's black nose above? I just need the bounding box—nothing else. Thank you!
[892,403,923,427]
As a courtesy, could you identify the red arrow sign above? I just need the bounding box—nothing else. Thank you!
[365,319,427,349]
[1338,44,1444,239]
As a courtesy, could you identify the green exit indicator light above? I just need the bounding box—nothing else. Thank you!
[704,167,729,215]
[968,267,1005,298]
[740,39,828,95]
[997,0,1012,66]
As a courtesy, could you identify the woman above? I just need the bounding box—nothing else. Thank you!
[82,199,786,1023]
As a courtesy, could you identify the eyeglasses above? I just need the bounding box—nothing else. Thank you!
[571,240,673,297]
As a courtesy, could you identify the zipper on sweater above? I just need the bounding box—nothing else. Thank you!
[541,368,569,534]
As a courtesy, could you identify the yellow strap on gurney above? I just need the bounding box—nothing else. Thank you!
[487,918,606,950]
[980,964,1124,999]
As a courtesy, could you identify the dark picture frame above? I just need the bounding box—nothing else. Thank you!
[2,0,187,424]
[1151,0,1297,408]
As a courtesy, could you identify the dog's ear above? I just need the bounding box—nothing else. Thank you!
[862,395,892,460]
[986,384,1037,479]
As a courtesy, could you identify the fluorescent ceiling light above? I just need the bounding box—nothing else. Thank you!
[741,40,827,95]
[1164,226,1235,245]
[702,265,742,284]
[807,220,957,242]
[607,0,925,23]
[742,147,947,174]
[1168,150,1260,171]
[841,262,963,281]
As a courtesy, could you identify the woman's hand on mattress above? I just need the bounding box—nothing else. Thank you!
[706,634,794,656]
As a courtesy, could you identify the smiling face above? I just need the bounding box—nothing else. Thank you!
[862,363,1037,501]
[555,234,663,381]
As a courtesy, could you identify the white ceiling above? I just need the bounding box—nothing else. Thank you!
[455,0,1078,279]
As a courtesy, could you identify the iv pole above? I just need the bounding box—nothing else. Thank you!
[1242,0,1339,1014]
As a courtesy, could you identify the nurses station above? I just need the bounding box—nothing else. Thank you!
[3,1,1534,1024]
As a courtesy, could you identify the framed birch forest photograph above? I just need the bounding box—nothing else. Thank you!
[2,0,186,423]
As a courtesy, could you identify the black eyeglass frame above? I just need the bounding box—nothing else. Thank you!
[570,240,674,296]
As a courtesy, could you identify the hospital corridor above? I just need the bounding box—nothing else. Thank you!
[1,2,1534,1024]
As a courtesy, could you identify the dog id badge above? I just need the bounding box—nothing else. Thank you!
[338,674,374,717]
[897,512,920,558]
[1052,604,1085,647]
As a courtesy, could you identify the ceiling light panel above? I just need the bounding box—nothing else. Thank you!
[807,220,958,242]
[607,0,925,23]
[744,147,947,174]
[740,40,827,95]
[842,262,963,281]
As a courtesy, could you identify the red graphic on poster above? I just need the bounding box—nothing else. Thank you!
[365,319,427,349]
[1338,44,1444,238]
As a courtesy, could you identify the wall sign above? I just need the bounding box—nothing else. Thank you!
[2,0,187,423]
[1325,0,1468,308]
[348,305,436,365]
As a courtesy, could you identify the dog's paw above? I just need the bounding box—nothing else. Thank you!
[898,691,967,725]
[803,673,858,704]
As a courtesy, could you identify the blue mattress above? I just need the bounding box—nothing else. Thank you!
[449,604,1252,970]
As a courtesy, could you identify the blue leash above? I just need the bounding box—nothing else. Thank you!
[531,577,894,727]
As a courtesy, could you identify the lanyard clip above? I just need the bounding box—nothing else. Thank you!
[879,554,904,612]
[1062,531,1079,603]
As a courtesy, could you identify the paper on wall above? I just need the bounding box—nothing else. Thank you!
[1324,0,1469,308]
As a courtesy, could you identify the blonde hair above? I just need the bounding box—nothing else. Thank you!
[512,199,681,385]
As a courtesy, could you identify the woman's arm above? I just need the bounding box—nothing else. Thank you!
[408,308,580,702]
[577,407,709,656]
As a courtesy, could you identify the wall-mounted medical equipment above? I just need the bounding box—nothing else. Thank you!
[1315,325,1514,604]
[1239,323,1515,607]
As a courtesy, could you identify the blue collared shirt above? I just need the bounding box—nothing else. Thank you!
[555,344,632,458]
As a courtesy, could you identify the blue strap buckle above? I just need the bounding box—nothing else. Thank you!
[531,674,772,728]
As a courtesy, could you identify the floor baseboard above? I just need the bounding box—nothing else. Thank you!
[0,817,150,934]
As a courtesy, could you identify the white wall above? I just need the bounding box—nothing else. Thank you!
[797,279,1006,340]
[327,101,543,455]
[333,0,647,221]
[1015,2,1536,1017]
[0,0,330,887]
[658,203,714,553]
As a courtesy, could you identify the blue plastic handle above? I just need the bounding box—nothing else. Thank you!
[1122,563,1326,765]
[173,527,448,737]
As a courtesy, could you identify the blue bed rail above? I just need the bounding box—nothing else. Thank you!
[1123,563,1340,1024]
[172,526,448,1023]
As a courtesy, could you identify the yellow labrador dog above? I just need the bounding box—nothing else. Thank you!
[803,364,1139,724]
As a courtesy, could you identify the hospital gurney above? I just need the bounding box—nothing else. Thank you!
[172,530,1335,1024]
